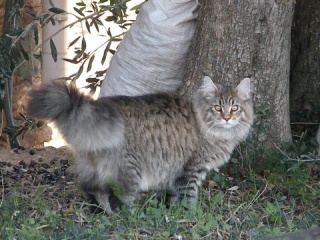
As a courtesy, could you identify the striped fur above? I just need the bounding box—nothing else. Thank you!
[27,77,253,213]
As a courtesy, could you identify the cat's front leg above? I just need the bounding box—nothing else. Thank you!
[162,189,180,207]
[84,188,120,214]
[174,165,208,205]
[95,191,115,214]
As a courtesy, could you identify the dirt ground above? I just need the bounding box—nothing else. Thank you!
[0,146,82,204]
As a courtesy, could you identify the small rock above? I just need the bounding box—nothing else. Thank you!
[41,163,50,169]
[37,168,48,174]
[60,159,69,165]
[50,159,57,165]
[19,160,25,166]
[29,149,36,155]
[0,180,8,187]
[33,178,41,186]
[10,174,17,180]
[38,158,43,162]
[13,165,21,172]
[29,160,38,168]
[61,166,68,172]
[13,149,20,154]
[19,146,25,150]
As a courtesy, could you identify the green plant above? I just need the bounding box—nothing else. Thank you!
[1,0,143,147]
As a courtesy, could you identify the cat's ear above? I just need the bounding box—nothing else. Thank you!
[198,76,219,94]
[235,78,251,100]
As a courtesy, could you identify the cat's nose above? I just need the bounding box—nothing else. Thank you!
[223,116,231,122]
[222,113,231,122]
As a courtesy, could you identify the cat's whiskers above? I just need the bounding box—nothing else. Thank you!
[203,124,215,139]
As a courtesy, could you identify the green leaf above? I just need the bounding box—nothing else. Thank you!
[81,37,86,51]
[18,43,29,61]
[33,54,41,59]
[68,36,81,48]
[10,46,21,63]
[93,19,100,32]
[112,37,122,42]
[107,28,112,37]
[86,78,99,83]
[95,70,107,77]
[50,17,56,26]
[115,19,126,24]
[50,39,57,62]
[20,22,34,38]
[33,25,39,45]
[85,20,91,33]
[87,55,95,72]
[94,18,103,25]
[105,16,117,22]
[75,64,84,80]
[73,7,85,16]
[101,41,111,65]
[49,0,55,8]
[7,29,24,37]
[36,121,44,128]
[130,2,144,11]
[91,2,98,12]
[17,0,24,8]
[48,7,66,14]
[62,58,80,64]
[76,2,86,6]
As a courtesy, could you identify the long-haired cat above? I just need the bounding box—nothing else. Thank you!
[27,76,254,213]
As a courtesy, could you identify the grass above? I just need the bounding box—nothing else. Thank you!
[1,134,320,239]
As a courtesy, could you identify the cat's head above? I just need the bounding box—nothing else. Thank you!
[193,76,254,142]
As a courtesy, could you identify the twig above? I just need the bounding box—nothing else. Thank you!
[0,109,3,137]
[0,169,4,208]
[201,231,215,239]
[273,143,320,162]
[36,224,49,230]
[246,181,268,210]
[290,122,319,125]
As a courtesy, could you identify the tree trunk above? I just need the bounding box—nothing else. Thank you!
[290,0,320,120]
[179,0,294,146]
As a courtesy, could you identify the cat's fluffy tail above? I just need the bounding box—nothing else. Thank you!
[27,80,124,151]
[27,80,82,120]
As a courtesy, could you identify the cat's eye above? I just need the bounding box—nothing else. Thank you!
[231,105,239,111]
[214,105,222,111]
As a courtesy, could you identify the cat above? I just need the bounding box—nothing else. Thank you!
[27,76,254,213]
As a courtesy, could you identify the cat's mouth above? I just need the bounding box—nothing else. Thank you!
[219,121,237,128]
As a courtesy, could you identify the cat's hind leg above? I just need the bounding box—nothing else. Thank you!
[116,153,143,206]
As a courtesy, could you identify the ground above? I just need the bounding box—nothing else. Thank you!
[0,146,85,215]
[0,146,74,191]
[0,142,319,239]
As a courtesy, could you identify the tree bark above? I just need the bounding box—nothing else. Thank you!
[290,0,320,116]
[179,0,294,146]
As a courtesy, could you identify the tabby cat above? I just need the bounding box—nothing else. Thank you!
[27,76,254,213]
